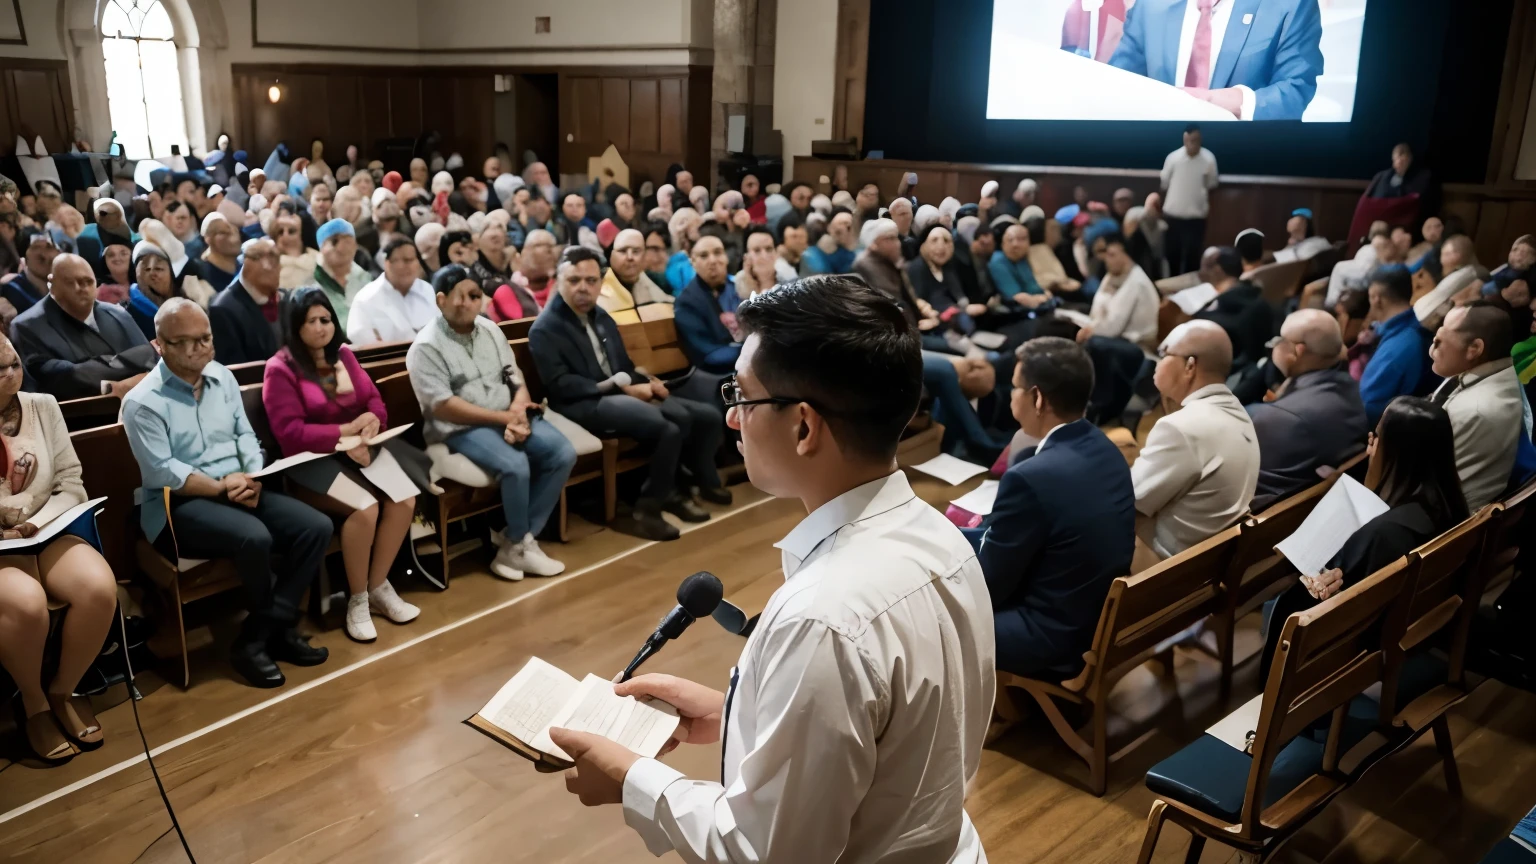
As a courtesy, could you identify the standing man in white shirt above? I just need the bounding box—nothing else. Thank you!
[549,275,996,864]
[1160,124,1220,277]
[347,237,438,347]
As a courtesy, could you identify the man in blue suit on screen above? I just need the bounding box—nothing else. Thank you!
[1107,0,1326,121]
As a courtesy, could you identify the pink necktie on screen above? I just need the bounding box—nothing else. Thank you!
[1185,0,1215,89]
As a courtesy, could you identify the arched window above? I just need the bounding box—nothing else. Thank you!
[101,0,190,160]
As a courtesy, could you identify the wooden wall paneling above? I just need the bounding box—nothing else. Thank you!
[630,79,660,154]
[0,60,74,156]
[387,76,422,139]
[420,76,460,154]
[685,65,713,182]
[602,78,631,154]
[658,78,684,156]
[323,75,363,159]
[832,0,870,145]
[1487,1,1536,185]
[358,77,391,157]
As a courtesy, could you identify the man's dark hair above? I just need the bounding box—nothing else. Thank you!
[1100,231,1129,252]
[1337,287,1370,320]
[743,224,775,248]
[557,244,603,274]
[775,212,805,245]
[1370,263,1413,304]
[275,199,302,218]
[1454,301,1515,361]
[524,186,545,203]
[1185,123,1202,135]
[1015,336,1094,418]
[1419,249,1444,283]
[440,230,472,256]
[1024,216,1047,245]
[781,181,811,201]
[736,275,921,462]
[18,225,52,254]
[1213,246,1243,279]
[642,220,670,250]
[1235,230,1264,264]
[381,236,419,262]
[430,263,475,295]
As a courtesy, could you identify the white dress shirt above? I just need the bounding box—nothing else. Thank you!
[1160,147,1220,220]
[622,471,995,864]
[1088,264,1161,355]
[346,274,438,346]
[1434,358,1525,511]
[1132,383,1259,558]
[1175,0,1258,120]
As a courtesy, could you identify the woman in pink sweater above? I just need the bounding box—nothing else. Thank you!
[262,288,431,643]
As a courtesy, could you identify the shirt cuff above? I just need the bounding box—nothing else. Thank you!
[1237,85,1257,121]
[622,758,686,856]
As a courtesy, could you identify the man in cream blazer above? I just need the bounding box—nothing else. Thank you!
[1132,321,1260,559]
[1430,304,1527,511]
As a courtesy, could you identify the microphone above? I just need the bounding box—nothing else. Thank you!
[618,572,723,682]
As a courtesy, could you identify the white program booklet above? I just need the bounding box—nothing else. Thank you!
[951,479,1001,517]
[334,423,413,453]
[911,453,990,486]
[1206,693,1265,753]
[468,657,680,769]
[1168,283,1220,316]
[0,497,108,554]
[1274,474,1391,577]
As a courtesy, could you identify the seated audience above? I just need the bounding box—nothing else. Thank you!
[12,253,158,399]
[989,223,1054,309]
[601,228,673,325]
[855,219,944,343]
[907,225,993,355]
[1234,228,1266,274]
[273,211,319,291]
[1415,234,1491,329]
[1076,232,1160,356]
[262,288,426,643]
[1274,208,1332,263]
[406,265,577,581]
[1324,222,1390,308]
[4,227,57,316]
[804,211,858,275]
[1484,234,1534,298]
[665,208,702,293]
[497,228,555,315]
[531,247,728,540]
[123,298,334,688]
[1365,142,1438,211]
[123,241,183,340]
[1408,217,1443,269]
[640,222,673,291]
[1026,216,1082,295]
[348,238,436,346]
[313,219,370,332]
[1429,303,1524,511]
[96,234,133,305]
[1260,396,1467,671]
[467,217,515,295]
[953,217,999,300]
[675,235,743,374]
[198,213,240,292]
[210,237,285,366]
[439,230,478,270]
[734,225,781,300]
[1359,264,1432,426]
[75,198,137,273]
[972,337,1135,678]
[1247,309,1368,510]
[0,334,119,760]
[1133,321,1260,559]
[1193,245,1276,374]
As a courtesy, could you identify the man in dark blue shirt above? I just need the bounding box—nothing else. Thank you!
[1359,264,1434,426]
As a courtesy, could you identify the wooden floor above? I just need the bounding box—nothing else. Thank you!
[1,475,1534,864]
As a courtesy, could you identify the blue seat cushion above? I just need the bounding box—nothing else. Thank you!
[1481,839,1536,864]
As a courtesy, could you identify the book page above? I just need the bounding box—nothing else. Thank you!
[0,497,108,554]
[910,453,990,486]
[1206,693,1264,752]
[533,674,679,761]
[950,480,1001,517]
[1274,474,1391,577]
[249,449,333,479]
[479,657,581,746]
[1169,283,1218,316]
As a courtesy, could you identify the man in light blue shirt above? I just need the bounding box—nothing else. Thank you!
[122,298,333,689]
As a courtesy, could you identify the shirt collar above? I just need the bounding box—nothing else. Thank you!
[1374,307,1418,336]
[773,471,917,576]
[156,359,220,396]
[1182,383,1231,407]
[436,314,479,346]
[1459,357,1515,387]
[1037,421,1070,452]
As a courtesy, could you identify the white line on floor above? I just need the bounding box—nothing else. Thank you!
[0,495,775,826]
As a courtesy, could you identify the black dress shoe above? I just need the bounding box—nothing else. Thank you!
[230,645,286,688]
[697,486,733,506]
[663,494,711,523]
[626,500,683,541]
[268,628,330,667]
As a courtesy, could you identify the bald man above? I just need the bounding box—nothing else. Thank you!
[1430,303,1525,510]
[11,253,158,399]
[601,228,674,325]
[1245,310,1368,510]
[1132,321,1260,558]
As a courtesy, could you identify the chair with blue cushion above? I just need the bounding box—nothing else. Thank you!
[1135,556,1413,864]
[1000,524,1242,796]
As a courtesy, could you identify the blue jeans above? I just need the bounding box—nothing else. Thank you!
[447,418,578,540]
[922,351,1004,455]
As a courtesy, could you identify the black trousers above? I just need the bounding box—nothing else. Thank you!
[1164,216,1207,276]
[165,492,333,625]
[563,394,724,500]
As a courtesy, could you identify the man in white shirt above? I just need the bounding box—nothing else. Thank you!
[1160,125,1219,277]
[549,276,995,864]
[1133,320,1259,559]
[1429,303,1526,511]
[346,237,437,347]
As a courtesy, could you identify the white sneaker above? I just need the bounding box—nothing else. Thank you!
[368,581,420,624]
[511,533,565,577]
[489,541,525,581]
[345,594,377,643]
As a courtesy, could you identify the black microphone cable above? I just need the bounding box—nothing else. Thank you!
[118,605,197,863]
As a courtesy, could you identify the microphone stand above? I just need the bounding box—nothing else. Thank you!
[619,619,689,682]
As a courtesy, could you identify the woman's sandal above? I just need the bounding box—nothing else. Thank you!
[23,709,76,763]
[47,693,104,751]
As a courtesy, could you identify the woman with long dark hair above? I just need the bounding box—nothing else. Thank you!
[261,288,432,643]
[1260,396,1471,670]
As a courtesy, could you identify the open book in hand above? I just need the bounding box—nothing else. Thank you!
[466,656,680,769]
[0,496,108,553]
[334,423,413,453]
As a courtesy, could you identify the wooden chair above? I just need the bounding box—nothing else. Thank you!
[1478,477,1536,597]
[350,337,414,364]
[497,317,537,342]
[70,423,140,585]
[1305,241,1347,283]
[998,524,1243,796]
[1135,556,1414,864]
[361,356,408,382]
[640,317,690,375]
[1246,258,1309,315]
[226,360,266,386]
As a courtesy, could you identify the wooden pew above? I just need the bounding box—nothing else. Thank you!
[70,423,139,585]
[998,524,1243,796]
[497,316,538,343]
[226,359,266,386]
[60,393,121,432]
[1247,258,1309,315]
[640,317,690,375]
[350,337,414,364]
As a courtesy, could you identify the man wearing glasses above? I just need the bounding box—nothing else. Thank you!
[209,237,287,366]
[1132,319,1259,560]
[123,298,334,689]
[549,276,996,864]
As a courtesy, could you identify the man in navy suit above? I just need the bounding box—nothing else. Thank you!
[966,337,1136,679]
[1107,0,1325,121]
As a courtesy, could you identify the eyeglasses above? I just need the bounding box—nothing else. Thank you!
[1156,346,1195,363]
[720,375,821,412]
[163,334,213,350]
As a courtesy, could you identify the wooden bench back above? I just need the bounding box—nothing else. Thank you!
[641,317,689,375]
[239,383,282,462]
[1400,508,1491,654]
[509,338,545,404]
[498,317,537,343]
[60,394,121,432]
[227,360,266,386]
[1231,450,1367,581]
[362,356,408,382]
[1088,525,1242,686]
[351,338,413,364]
[1306,241,1347,282]
[1248,258,1309,311]
[1481,478,1536,590]
[1241,555,1412,833]
[70,422,140,580]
